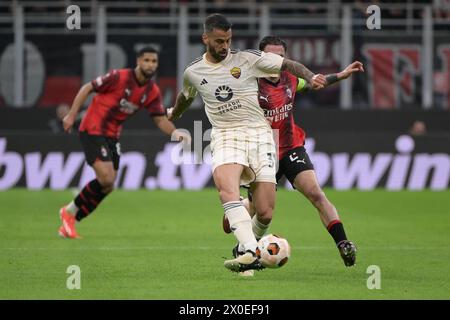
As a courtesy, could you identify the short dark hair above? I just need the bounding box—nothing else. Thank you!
[203,13,232,33]
[137,46,159,58]
[259,36,287,52]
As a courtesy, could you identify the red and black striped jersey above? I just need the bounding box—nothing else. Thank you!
[258,71,306,160]
[79,69,165,138]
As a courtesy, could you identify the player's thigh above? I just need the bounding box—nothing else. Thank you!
[92,160,116,186]
[250,181,276,213]
[293,170,323,199]
[213,163,244,197]
[210,129,251,186]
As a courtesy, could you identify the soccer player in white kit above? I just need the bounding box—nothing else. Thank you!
[168,14,326,273]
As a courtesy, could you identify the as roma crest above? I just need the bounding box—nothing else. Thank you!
[230,67,241,79]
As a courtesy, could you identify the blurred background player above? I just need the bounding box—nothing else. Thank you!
[224,36,363,267]
[47,103,70,134]
[58,46,189,239]
[168,14,327,273]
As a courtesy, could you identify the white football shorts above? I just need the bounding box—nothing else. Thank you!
[210,127,277,186]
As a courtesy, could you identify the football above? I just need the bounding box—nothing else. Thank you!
[256,234,291,268]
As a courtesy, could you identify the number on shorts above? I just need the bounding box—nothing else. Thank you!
[267,153,275,168]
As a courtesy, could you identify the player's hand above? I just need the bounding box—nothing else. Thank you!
[311,74,327,89]
[173,130,191,145]
[339,61,364,79]
[62,114,76,133]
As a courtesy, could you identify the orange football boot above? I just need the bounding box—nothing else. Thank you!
[59,207,81,239]
[58,225,68,238]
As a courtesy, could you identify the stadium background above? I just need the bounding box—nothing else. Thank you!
[0,0,449,301]
[0,0,449,191]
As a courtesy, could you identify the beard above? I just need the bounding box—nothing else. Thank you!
[208,46,227,62]
[140,68,154,79]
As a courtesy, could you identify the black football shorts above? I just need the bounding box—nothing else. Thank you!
[246,146,314,200]
[276,146,314,186]
[79,131,121,170]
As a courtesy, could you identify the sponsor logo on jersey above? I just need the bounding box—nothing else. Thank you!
[215,85,233,102]
[263,103,293,117]
[263,103,293,123]
[218,100,242,115]
[119,98,139,114]
[230,67,241,79]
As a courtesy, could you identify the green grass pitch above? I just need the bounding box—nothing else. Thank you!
[0,188,449,299]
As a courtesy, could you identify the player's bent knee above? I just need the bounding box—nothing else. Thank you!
[307,188,327,207]
[256,207,273,225]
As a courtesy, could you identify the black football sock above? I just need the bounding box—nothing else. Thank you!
[74,179,108,221]
[327,220,348,245]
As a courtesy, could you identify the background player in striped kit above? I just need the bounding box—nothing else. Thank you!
[58,47,189,239]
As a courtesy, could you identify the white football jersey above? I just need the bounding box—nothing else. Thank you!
[182,49,284,129]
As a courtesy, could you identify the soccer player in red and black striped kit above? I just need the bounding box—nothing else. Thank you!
[225,37,364,267]
[58,47,189,239]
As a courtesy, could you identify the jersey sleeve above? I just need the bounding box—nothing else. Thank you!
[91,69,120,93]
[296,78,307,92]
[145,85,166,117]
[248,51,284,78]
[181,69,198,99]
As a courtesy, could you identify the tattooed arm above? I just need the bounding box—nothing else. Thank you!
[281,58,315,82]
[167,70,197,121]
[167,92,195,121]
[281,58,327,89]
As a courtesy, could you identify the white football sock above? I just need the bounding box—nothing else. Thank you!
[252,215,270,240]
[65,201,79,215]
[223,201,258,253]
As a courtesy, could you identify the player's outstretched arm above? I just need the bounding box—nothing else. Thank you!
[300,61,365,91]
[281,58,327,89]
[152,115,191,143]
[324,61,365,88]
[167,92,195,121]
[63,82,94,133]
[339,61,364,80]
[152,115,177,136]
